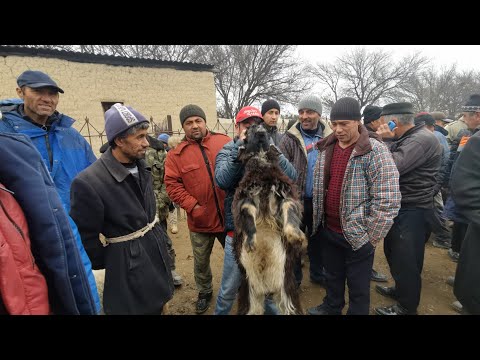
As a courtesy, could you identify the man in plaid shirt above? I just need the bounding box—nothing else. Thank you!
[307,97,401,315]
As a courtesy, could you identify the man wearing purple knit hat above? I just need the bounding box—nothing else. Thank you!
[70,103,174,314]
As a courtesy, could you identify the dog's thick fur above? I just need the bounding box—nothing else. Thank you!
[232,124,305,315]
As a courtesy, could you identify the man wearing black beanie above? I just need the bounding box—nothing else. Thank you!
[362,105,384,131]
[307,97,401,315]
[261,99,283,146]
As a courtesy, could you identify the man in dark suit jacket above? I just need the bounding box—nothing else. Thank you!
[451,130,480,315]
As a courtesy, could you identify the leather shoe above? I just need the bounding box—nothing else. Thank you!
[371,269,388,282]
[375,285,398,300]
[195,292,212,314]
[375,304,417,315]
[307,303,340,315]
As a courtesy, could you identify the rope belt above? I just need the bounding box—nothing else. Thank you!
[99,214,159,247]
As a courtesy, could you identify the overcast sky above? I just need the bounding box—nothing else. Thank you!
[296,45,480,72]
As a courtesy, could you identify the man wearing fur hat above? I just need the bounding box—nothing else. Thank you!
[279,94,332,288]
[164,104,231,314]
[307,97,400,315]
[70,103,174,315]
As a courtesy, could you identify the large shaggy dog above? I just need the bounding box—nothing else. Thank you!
[233,124,305,315]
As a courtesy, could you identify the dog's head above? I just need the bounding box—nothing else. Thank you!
[238,123,280,164]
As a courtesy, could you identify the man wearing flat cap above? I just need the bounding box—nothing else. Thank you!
[430,111,453,129]
[443,94,480,268]
[70,103,175,314]
[375,102,443,315]
[0,70,101,314]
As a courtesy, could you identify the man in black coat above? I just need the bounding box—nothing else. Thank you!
[70,103,174,315]
[450,108,480,314]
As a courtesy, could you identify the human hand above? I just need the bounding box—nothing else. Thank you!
[239,128,247,141]
[376,124,396,139]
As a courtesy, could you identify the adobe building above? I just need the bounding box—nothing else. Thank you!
[0,46,217,154]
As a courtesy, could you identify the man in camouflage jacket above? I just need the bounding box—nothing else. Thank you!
[145,135,183,286]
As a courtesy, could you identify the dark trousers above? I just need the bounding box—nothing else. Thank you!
[294,198,324,285]
[451,221,468,253]
[384,208,430,313]
[321,226,374,315]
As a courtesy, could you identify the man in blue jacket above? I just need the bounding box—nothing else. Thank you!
[0,70,100,313]
[213,106,297,315]
[0,131,97,314]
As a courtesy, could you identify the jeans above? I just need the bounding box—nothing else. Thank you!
[214,235,279,315]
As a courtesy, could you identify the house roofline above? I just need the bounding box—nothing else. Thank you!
[0,46,214,72]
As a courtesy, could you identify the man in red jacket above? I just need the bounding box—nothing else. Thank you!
[165,104,231,314]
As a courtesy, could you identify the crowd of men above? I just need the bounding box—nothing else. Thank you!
[0,69,478,315]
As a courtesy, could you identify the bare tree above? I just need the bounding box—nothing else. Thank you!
[310,47,428,111]
[195,45,312,119]
[396,64,480,116]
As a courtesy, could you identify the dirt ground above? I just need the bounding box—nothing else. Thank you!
[94,215,459,315]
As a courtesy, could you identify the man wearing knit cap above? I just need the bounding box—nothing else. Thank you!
[279,94,332,288]
[70,103,174,314]
[213,106,297,315]
[261,99,283,146]
[165,104,230,314]
[307,97,400,315]
[375,102,442,315]
[362,105,384,132]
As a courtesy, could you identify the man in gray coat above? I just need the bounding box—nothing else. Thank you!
[70,103,174,315]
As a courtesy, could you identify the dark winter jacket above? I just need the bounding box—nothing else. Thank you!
[0,182,50,315]
[0,99,100,313]
[70,148,174,315]
[215,137,297,232]
[388,124,442,208]
[279,122,328,199]
[0,133,97,315]
[451,131,480,314]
